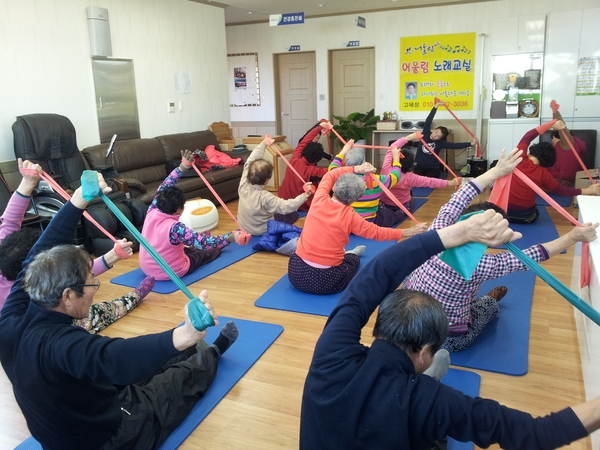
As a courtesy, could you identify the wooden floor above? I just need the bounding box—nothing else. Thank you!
[0,186,592,449]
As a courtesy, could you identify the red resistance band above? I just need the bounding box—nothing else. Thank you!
[435,97,481,159]
[21,168,131,259]
[183,158,251,245]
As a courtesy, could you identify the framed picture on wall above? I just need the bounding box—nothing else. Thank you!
[524,69,541,89]
[227,53,260,107]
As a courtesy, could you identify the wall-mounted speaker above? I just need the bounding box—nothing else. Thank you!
[87,6,112,57]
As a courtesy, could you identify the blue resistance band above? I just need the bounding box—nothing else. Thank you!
[81,171,214,331]
[438,211,487,281]
[505,241,600,327]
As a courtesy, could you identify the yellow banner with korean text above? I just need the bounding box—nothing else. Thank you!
[400,32,476,112]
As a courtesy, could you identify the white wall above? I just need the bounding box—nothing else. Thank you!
[0,0,230,163]
[226,0,600,164]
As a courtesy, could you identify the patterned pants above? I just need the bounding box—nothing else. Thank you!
[288,252,360,295]
[442,295,499,352]
[73,292,142,334]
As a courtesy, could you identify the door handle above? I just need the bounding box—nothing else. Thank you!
[280,112,289,116]
[98,97,103,109]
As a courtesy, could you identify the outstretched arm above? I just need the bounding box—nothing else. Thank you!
[473,147,522,188]
[542,223,598,257]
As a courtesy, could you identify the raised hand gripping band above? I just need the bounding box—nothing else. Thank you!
[80,171,214,331]
[23,168,132,260]
[434,97,481,159]
[419,138,460,181]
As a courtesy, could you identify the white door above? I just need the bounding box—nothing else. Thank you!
[276,52,317,147]
[330,48,375,119]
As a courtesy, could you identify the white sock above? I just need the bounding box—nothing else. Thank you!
[423,349,450,381]
[346,245,366,256]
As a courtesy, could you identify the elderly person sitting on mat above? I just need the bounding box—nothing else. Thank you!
[288,140,427,296]
[237,136,313,235]
[140,149,244,280]
[329,138,428,230]
[402,147,599,352]
[0,172,239,450]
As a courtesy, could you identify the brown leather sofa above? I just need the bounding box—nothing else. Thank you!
[82,130,250,205]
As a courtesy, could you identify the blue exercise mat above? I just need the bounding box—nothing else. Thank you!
[449,270,536,376]
[15,317,283,450]
[110,236,261,293]
[254,235,398,317]
[254,199,428,317]
[412,186,435,197]
[443,368,480,450]
[536,193,572,207]
[500,206,560,250]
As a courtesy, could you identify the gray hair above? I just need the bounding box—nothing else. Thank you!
[345,148,365,167]
[24,245,92,308]
[373,289,448,355]
[333,173,365,205]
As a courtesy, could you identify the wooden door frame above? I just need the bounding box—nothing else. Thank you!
[328,47,376,123]
[273,51,317,137]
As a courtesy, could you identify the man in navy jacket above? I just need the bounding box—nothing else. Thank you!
[0,173,237,450]
[300,209,600,449]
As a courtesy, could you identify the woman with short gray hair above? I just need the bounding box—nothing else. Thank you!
[288,140,423,295]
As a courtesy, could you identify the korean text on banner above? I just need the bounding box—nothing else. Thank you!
[399,32,476,112]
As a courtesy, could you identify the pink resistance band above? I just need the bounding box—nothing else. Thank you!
[370,174,420,224]
[512,167,591,287]
[317,125,419,223]
[182,157,251,245]
[435,97,481,159]
[418,138,461,182]
[264,135,315,195]
[20,167,131,260]
[559,129,595,184]
[325,123,406,158]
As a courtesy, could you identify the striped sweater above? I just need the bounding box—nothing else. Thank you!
[329,155,401,220]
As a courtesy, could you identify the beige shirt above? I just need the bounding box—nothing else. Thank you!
[237,142,308,235]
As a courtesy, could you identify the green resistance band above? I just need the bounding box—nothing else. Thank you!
[81,171,214,331]
[505,241,600,327]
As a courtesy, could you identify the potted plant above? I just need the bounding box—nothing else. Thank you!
[331,108,380,148]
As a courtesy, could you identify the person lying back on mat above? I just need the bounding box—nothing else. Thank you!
[0,158,155,333]
[301,207,600,449]
[507,119,600,224]
[329,137,427,232]
[288,141,427,296]
[414,100,477,179]
[379,133,460,224]
[237,136,313,235]
[402,148,599,352]
[0,172,239,450]
[140,149,244,280]
[275,120,332,223]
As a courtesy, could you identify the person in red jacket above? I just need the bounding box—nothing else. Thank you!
[547,100,587,186]
[276,121,332,222]
[507,120,600,223]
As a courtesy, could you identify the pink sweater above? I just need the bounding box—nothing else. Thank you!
[380,143,448,205]
[0,194,109,308]
[139,209,189,280]
[295,167,402,267]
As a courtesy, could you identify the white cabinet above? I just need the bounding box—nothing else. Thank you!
[488,15,545,55]
[572,195,600,449]
[487,119,540,165]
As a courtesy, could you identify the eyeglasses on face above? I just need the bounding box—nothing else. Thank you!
[72,277,101,291]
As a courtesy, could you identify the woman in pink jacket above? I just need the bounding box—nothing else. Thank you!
[379,133,459,223]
